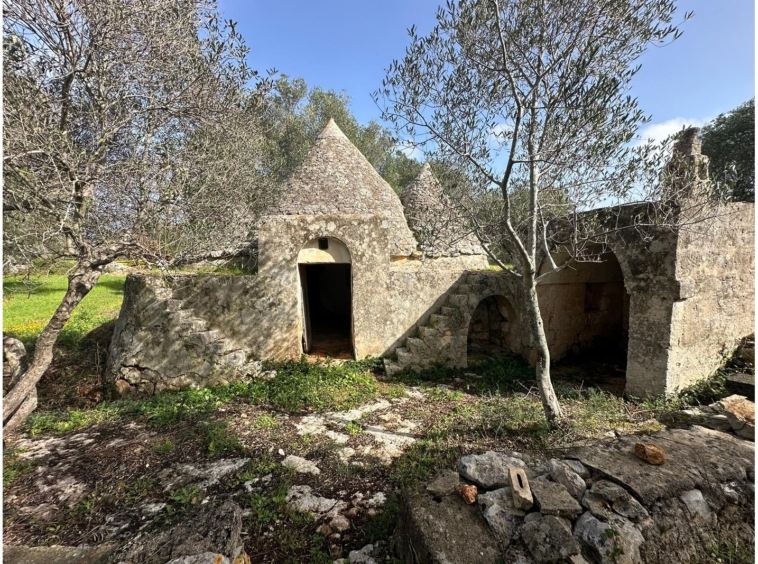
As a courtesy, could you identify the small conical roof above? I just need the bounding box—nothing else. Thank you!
[273,119,416,256]
[401,164,485,257]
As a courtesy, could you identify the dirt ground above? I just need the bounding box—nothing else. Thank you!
[3,348,681,563]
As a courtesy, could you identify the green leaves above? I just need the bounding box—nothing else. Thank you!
[701,98,754,202]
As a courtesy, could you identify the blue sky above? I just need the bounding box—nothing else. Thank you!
[219,0,755,146]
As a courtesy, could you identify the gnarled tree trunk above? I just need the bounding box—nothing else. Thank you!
[3,261,104,431]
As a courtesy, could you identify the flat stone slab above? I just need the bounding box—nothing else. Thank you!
[458,451,527,489]
[394,489,501,564]
[3,544,116,564]
[726,372,755,400]
[572,426,755,505]
[529,479,583,519]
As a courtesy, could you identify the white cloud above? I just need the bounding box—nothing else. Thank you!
[634,117,709,146]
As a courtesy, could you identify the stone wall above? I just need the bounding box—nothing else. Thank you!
[666,203,755,392]
[107,274,275,395]
[259,213,391,359]
[108,204,755,399]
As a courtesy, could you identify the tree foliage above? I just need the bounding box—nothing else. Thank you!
[262,75,422,193]
[2,0,273,429]
[376,0,701,423]
[701,98,754,202]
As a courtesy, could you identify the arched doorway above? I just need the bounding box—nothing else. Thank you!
[467,295,520,362]
[540,249,630,394]
[298,237,353,359]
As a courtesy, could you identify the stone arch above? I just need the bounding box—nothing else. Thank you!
[466,294,522,361]
[297,236,351,264]
[536,248,630,392]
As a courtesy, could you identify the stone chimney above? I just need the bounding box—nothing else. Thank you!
[667,127,710,182]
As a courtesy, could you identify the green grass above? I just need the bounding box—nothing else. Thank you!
[390,355,534,396]
[3,273,126,350]
[3,450,38,487]
[247,357,383,413]
[23,356,386,436]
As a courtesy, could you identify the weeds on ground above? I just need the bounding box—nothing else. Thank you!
[123,477,157,502]
[247,357,382,413]
[3,451,37,486]
[389,439,461,489]
[25,406,120,436]
[389,356,533,396]
[704,539,754,564]
[194,420,243,457]
[152,439,175,455]
[252,414,279,429]
[168,485,204,506]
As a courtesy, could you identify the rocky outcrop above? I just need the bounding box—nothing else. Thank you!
[108,500,246,564]
[393,426,754,563]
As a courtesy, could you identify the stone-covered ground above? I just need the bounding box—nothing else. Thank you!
[3,354,753,563]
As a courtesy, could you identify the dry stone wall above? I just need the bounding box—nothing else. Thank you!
[667,203,755,392]
[108,204,754,399]
[107,274,276,395]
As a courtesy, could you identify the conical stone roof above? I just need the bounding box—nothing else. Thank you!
[273,119,417,257]
[401,164,485,257]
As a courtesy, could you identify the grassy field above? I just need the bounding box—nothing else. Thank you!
[3,274,126,349]
[3,273,127,409]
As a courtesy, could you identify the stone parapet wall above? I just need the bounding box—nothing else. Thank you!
[666,203,755,392]
[106,274,277,395]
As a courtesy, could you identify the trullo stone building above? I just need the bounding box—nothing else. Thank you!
[107,120,754,399]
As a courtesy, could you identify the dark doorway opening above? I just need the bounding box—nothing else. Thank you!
[550,251,630,396]
[300,263,353,359]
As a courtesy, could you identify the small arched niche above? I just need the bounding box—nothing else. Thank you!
[298,237,353,359]
[467,295,521,361]
[297,237,351,264]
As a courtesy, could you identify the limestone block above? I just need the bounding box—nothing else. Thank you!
[477,487,525,546]
[551,463,586,502]
[426,469,460,497]
[458,451,527,489]
[573,511,643,564]
[530,479,583,519]
[521,513,581,563]
[508,466,534,510]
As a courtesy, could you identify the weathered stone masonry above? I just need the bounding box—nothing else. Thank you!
[107,120,755,398]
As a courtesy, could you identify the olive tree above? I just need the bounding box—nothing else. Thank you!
[3,0,272,430]
[375,0,697,424]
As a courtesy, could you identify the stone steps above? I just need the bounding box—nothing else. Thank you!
[429,314,449,329]
[383,280,473,375]
[406,337,429,355]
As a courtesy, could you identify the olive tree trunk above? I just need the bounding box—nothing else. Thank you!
[3,261,104,431]
[523,277,562,426]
